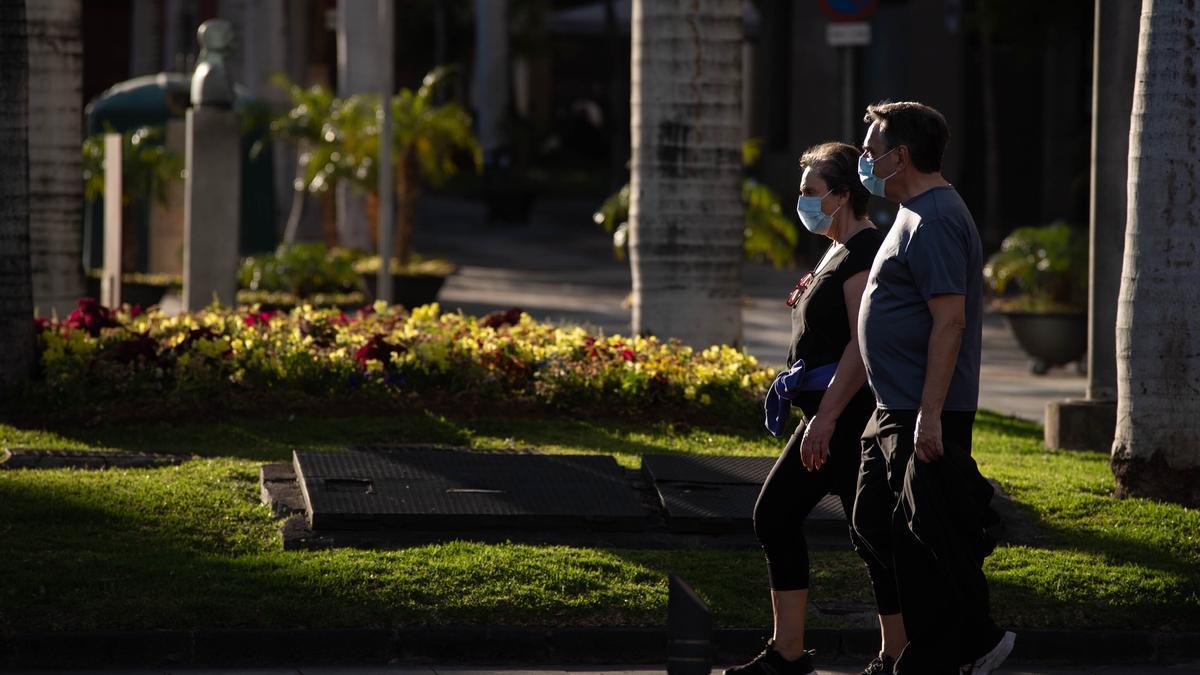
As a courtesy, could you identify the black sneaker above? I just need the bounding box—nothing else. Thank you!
[862,652,895,674]
[723,640,817,675]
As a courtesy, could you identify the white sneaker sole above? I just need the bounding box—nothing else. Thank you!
[965,630,1016,674]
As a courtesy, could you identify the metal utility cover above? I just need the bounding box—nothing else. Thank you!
[642,454,845,532]
[294,447,646,532]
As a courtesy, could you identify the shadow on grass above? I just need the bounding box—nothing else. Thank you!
[0,461,787,633]
[3,413,780,466]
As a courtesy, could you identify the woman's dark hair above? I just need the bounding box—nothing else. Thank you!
[799,142,870,218]
[863,100,950,173]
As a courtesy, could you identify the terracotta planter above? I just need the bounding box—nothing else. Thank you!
[1001,311,1087,374]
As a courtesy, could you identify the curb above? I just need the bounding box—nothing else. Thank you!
[3,627,1200,669]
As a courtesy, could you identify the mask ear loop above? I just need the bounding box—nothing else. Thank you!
[877,146,902,182]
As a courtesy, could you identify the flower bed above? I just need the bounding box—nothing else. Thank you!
[23,299,773,424]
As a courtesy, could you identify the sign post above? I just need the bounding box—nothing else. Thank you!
[819,0,878,143]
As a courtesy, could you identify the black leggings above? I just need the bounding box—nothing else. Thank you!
[752,388,897,614]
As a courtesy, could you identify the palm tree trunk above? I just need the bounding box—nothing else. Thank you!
[1111,0,1200,507]
[0,0,36,391]
[629,0,744,348]
[394,151,419,266]
[26,0,84,317]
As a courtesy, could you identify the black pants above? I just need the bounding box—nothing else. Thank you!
[752,389,899,614]
[851,408,1003,674]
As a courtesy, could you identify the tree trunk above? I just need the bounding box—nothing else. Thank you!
[1111,0,1200,507]
[629,0,744,348]
[26,0,84,318]
[0,0,36,391]
[394,151,419,266]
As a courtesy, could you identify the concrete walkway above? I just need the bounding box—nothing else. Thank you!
[32,664,1200,674]
[413,197,1085,423]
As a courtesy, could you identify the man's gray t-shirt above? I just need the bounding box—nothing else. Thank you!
[858,186,983,411]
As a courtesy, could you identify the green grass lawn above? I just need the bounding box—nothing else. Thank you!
[1,410,1197,635]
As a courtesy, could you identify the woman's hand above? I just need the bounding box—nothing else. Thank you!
[800,414,835,471]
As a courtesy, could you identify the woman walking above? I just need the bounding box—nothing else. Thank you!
[726,142,904,675]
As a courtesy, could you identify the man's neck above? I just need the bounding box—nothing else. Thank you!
[889,171,950,204]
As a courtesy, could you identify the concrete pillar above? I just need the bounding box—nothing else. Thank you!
[1044,0,1138,451]
[474,0,510,165]
[334,0,379,251]
[183,20,241,311]
[129,0,162,77]
[219,0,291,237]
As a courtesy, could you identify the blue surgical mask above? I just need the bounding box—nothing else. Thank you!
[858,147,899,197]
[795,189,841,235]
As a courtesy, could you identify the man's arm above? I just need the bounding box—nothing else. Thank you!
[914,293,966,462]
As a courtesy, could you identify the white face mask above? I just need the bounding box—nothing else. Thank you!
[795,189,842,235]
[858,147,899,197]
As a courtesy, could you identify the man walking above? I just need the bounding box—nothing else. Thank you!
[850,101,1015,675]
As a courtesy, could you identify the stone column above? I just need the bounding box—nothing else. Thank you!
[1044,0,1138,451]
[334,0,379,251]
[183,20,241,311]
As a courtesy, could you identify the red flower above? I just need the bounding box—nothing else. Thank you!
[33,317,52,332]
[64,298,119,337]
[621,348,636,362]
[243,311,274,328]
[480,307,523,329]
[127,304,143,318]
[110,333,161,364]
[354,335,405,366]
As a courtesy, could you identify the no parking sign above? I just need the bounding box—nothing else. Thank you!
[818,0,879,22]
[820,0,877,47]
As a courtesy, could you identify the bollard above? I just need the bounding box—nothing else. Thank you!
[667,573,713,674]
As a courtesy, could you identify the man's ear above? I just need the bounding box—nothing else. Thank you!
[895,144,910,172]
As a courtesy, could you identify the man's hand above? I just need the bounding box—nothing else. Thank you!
[800,415,834,471]
[913,409,944,462]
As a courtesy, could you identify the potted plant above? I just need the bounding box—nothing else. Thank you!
[274,67,481,304]
[984,221,1088,374]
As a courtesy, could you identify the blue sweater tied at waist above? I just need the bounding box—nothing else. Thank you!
[763,360,839,437]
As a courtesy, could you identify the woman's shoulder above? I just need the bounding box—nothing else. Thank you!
[835,227,883,279]
[846,226,884,252]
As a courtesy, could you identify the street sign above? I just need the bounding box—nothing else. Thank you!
[827,22,872,47]
[818,0,879,22]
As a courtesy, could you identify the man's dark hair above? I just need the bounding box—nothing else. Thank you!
[799,142,870,218]
[863,101,950,173]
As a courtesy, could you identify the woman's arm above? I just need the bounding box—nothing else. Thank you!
[800,269,870,470]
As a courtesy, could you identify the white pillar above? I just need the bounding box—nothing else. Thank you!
[102,133,122,308]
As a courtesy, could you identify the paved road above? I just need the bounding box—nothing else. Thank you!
[413,197,1085,423]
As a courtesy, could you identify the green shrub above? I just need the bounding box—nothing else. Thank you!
[238,243,363,297]
[984,222,1088,312]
